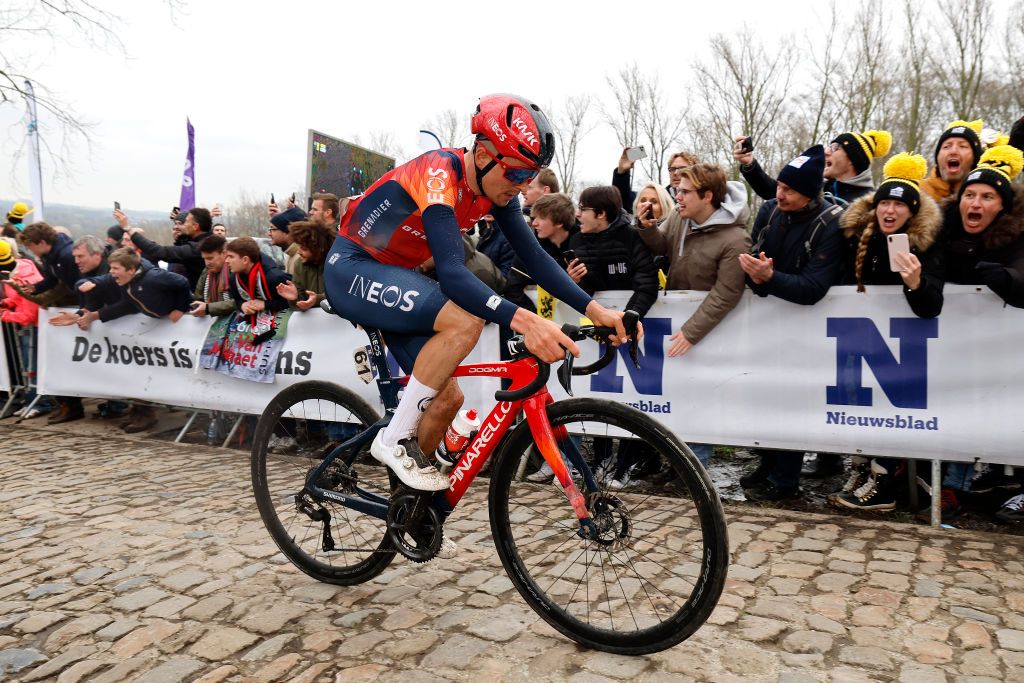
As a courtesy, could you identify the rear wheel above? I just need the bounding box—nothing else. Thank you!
[251,380,395,585]
[488,398,728,654]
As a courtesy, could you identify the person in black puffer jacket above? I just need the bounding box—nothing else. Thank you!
[567,185,659,490]
[566,185,658,317]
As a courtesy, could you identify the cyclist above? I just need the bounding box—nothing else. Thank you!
[324,94,634,495]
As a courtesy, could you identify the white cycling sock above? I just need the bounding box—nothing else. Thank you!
[381,375,438,447]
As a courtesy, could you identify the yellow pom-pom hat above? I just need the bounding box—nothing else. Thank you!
[873,152,929,214]
[958,145,1024,212]
[833,129,893,174]
[935,119,984,168]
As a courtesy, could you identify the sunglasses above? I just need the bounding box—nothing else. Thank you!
[479,145,540,185]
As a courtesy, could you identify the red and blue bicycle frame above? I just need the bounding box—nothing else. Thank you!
[302,345,598,533]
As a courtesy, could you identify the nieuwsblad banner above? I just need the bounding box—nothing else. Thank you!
[37,285,1024,465]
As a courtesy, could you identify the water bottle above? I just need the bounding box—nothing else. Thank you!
[436,409,480,467]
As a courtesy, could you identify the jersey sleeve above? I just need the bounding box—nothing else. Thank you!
[491,199,593,315]
[422,204,520,326]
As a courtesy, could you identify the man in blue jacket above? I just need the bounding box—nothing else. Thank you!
[737,145,844,501]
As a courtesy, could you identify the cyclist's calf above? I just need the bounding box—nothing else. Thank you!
[419,379,464,455]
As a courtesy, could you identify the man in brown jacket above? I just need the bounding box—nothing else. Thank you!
[636,163,750,469]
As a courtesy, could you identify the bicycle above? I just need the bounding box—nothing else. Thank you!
[251,311,729,655]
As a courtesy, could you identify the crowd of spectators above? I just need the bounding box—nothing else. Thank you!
[3,112,1024,526]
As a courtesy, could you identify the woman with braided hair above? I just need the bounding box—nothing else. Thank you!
[828,152,944,512]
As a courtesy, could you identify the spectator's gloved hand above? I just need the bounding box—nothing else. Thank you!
[975,261,1011,290]
[1009,116,1024,152]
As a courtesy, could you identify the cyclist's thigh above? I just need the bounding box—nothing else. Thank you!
[381,332,431,374]
[324,237,447,336]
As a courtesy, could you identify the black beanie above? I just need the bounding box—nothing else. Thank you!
[107,224,125,242]
[832,130,892,175]
[873,153,927,215]
[958,145,1024,214]
[777,145,826,200]
[270,207,307,234]
[934,120,983,168]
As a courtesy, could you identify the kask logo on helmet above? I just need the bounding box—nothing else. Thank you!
[511,116,538,148]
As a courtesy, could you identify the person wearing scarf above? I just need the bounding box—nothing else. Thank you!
[224,237,292,343]
[191,234,237,318]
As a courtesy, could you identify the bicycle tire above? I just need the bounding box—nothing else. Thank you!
[251,380,396,585]
[488,398,728,655]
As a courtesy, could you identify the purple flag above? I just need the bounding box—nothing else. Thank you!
[179,118,196,211]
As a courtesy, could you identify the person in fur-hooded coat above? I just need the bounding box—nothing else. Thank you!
[839,153,944,318]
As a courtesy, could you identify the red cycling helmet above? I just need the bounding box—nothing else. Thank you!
[471,94,555,169]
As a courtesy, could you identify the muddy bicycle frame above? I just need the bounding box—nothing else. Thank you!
[302,327,600,534]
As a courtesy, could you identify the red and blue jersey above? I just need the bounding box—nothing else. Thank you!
[338,149,492,268]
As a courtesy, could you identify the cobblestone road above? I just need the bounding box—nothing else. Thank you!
[2,424,1024,682]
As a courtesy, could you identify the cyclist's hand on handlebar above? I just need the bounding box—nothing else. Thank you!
[584,301,643,346]
[511,308,580,363]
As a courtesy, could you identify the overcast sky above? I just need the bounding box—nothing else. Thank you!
[1,0,1007,214]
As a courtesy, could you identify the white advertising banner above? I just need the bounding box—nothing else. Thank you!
[37,309,499,417]
[542,285,1024,466]
[36,284,1024,465]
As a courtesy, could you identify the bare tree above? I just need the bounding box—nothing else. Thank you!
[892,0,943,155]
[2,1,184,180]
[930,0,991,120]
[422,109,466,148]
[835,0,897,133]
[692,29,796,179]
[800,1,845,146]
[368,130,408,164]
[226,189,271,238]
[637,74,686,184]
[1004,0,1024,111]
[549,94,595,196]
[603,64,643,150]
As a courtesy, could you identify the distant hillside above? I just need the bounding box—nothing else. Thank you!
[2,200,171,238]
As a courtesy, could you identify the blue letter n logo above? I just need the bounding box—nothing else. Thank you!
[826,317,938,409]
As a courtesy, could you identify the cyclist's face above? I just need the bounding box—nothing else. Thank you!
[475,145,535,207]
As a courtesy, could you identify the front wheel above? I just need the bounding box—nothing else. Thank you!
[251,380,395,585]
[488,398,729,655]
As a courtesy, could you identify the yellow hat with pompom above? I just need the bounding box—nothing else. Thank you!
[959,145,1024,212]
[833,129,893,174]
[874,152,928,214]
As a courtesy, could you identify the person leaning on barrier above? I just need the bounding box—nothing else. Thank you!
[0,240,53,420]
[569,185,659,490]
[737,145,844,503]
[121,207,212,290]
[76,248,193,327]
[734,129,891,206]
[275,220,335,312]
[224,237,292,342]
[826,153,944,513]
[503,192,579,313]
[635,163,750,476]
[190,235,237,318]
[13,222,87,424]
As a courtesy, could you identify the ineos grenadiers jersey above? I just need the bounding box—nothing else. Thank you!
[339,149,492,268]
[335,147,593,327]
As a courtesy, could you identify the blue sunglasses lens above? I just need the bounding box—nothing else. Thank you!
[505,167,539,184]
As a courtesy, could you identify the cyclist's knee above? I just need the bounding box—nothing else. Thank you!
[437,307,484,353]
